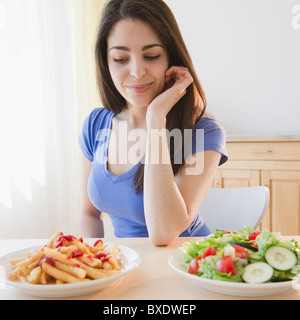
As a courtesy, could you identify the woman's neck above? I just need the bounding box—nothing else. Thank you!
[120,104,148,130]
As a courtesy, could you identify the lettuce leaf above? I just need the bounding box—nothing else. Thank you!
[199,255,244,282]
[255,229,279,256]
[256,229,299,257]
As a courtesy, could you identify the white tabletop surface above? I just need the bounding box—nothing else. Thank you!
[1,237,299,300]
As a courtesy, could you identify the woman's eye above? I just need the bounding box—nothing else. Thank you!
[113,58,128,64]
[144,55,160,61]
[113,55,160,64]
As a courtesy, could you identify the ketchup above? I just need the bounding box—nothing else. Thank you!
[55,235,76,248]
[78,237,83,243]
[95,252,111,262]
[71,249,84,258]
[93,239,103,247]
[40,256,55,269]
[86,255,94,261]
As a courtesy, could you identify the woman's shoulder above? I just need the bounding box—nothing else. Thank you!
[78,107,114,161]
[85,107,114,129]
[192,114,228,165]
[194,114,225,134]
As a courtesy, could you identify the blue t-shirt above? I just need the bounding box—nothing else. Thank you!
[78,107,228,238]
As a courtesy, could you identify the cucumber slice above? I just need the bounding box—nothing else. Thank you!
[242,262,274,283]
[265,246,297,271]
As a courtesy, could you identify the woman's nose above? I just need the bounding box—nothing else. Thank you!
[129,59,146,79]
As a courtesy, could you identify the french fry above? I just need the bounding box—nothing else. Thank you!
[8,233,122,285]
[108,256,120,271]
[41,247,77,266]
[78,254,99,267]
[17,260,40,278]
[77,263,108,280]
[16,250,44,269]
[46,232,62,248]
[8,269,19,281]
[41,262,88,284]
[110,243,120,259]
[93,239,103,248]
[58,245,77,255]
[102,261,113,270]
[69,240,93,256]
[27,266,42,284]
[9,258,25,266]
[40,270,50,284]
[55,261,86,279]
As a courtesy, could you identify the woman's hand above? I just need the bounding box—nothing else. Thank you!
[146,66,193,124]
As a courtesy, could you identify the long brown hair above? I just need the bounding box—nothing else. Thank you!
[95,0,207,193]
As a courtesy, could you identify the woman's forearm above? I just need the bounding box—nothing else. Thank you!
[77,211,104,238]
[143,114,192,245]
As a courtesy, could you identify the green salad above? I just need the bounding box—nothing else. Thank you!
[176,226,300,284]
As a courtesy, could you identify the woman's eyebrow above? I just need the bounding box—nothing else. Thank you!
[108,44,163,52]
[142,44,163,51]
[109,46,130,52]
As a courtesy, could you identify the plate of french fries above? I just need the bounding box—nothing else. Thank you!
[0,232,140,298]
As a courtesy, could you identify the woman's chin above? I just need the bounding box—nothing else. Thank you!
[126,97,154,109]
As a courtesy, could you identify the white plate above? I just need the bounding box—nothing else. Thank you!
[168,248,294,297]
[0,243,140,298]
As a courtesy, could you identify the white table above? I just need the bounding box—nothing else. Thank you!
[1,237,299,300]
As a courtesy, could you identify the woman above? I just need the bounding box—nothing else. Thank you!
[78,0,228,245]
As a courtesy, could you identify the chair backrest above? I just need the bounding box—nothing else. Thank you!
[198,186,270,233]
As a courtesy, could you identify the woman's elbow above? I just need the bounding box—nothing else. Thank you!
[149,232,177,246]
[148,218,193,246]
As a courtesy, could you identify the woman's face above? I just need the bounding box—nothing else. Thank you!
[107,18,169,109]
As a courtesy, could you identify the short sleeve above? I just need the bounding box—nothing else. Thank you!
[78,108,112,162]
[192,117,228,166]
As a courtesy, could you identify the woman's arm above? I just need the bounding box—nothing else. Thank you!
[144,67,221,246]
[77,154,104,238]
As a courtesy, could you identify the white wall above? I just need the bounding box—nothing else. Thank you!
[165,0,300,135]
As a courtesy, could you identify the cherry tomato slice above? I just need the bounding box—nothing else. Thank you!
[188,256,201,274]
[248,231,261,241]
[216,255,236,275]
[202,246,216,259]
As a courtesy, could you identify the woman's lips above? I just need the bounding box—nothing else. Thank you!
[126,83,152,94]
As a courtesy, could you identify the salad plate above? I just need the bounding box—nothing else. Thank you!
[168,226,300,297]
[0,243,140,298]
[169,248,294,296]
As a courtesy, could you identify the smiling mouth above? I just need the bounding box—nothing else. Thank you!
[126,83,153,94]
